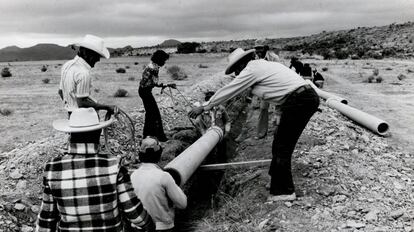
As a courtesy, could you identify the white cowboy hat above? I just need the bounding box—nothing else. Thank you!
[225,48,255,75]
[75,34,110,59]
[140,136,161,152]
[53,108,113,133]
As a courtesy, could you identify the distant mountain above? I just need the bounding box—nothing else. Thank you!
[159,39,181,47]
[0,44,76,62]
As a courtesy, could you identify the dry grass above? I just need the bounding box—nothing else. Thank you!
[167,65,188,80]
[198,64,209,68]
[0,108,13,116]
[114,88,128,97]
[116,67,126,73]
[42,78,50,84]
[1,67,12,78]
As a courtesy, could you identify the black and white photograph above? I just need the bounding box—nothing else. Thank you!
[0,0,413,231]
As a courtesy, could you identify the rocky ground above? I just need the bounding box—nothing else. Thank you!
[0,69,413,231]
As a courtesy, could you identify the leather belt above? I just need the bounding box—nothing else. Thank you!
[292,85,312,95]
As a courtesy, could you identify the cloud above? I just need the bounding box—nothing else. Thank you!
[0,0,413,48]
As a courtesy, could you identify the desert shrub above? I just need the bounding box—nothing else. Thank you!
[116,68,126,73]
[397,74,407,81]
[125,66,130,69]
[128,77,135,81]
[198,64,208,68]
[365,75,375,83]
[0,108,12,116]
[177,42,200,54]
[373,68,379,76]
[114,88,128,97]
[385,67,392,70]
[334,49,349,59]
[41,65,47,72]
[167,65,187,80]
[407,69,413,73]
[376,76,383,83]
[94,88,100,93]
[1,67,12,78]
[322,67,328,72]
[42,78,50,84]
[134,62,139,65]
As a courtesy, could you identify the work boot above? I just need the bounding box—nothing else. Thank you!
[267,193,296,202]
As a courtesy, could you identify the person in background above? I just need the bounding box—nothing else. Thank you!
[36,108,155,232]
[139,50,176,142]
[313,69,325,88]
[131,137,187,232]
[289,57,303,75]
[301,63,313,80]
[189,48,319,202]
[58,34,116,118]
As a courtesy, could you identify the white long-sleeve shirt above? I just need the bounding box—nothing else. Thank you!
[131,163,187,230]
[204,59,307,110]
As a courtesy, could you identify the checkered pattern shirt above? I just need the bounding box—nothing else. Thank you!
[36,143,154,232]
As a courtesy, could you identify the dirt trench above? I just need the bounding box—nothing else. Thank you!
[165,93,250,231]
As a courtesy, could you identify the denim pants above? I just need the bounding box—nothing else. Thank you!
[138,87,167,141]
[269,87,319,195]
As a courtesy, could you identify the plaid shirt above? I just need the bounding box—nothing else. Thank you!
[36,143,154,232]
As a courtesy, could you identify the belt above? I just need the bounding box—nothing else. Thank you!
[292,85,312,95]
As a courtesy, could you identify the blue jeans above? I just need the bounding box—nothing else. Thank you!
[269,86,319,195]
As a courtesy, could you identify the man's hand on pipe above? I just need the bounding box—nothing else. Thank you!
[188,106,204,118]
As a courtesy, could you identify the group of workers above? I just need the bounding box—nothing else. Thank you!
[36,34,322,231]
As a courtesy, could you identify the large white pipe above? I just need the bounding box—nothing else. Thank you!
[164,126,223,186]
[305,80,348,104]
[326,98,389,135]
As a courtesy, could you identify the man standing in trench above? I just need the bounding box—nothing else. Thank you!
[189,48,319,201]
[58,34,116,117]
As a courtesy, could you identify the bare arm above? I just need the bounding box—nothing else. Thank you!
[76,97,115,113]
[163,172,187,209]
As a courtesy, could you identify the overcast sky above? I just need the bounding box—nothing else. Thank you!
[0,0,413,49]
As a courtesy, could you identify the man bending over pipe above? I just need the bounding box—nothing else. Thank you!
[189,48,320,202]
[131,137,187,231]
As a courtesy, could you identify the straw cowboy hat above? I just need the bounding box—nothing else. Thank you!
[140,136,162,152]
[225,48,255,75]
[53,108,113,133]
[75,34,110,59]
[254,39,267,48]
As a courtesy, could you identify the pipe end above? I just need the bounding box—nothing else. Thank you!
[377,122,389,135]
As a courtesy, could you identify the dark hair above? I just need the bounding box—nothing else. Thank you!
[138,147,163,163]
[78,47,100,59]
[204,91,215,101]
[70,129,102,144]
[151,50,169,65]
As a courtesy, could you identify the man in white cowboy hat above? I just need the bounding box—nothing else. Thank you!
[58,34,116,117]
[131,136,187,232]
[36,108,155,232]
[189,48,320,202]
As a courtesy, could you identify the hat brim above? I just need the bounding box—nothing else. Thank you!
[225,49,255,75]
[53,118,113,133]
[75,42,110,59]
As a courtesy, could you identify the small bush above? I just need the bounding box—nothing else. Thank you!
[397,74,407,81]
[365,75,375,83]
[198,64,208,68]
[1,67,12,78]
[125,66,130,69]
[373,68,379,76]
[41,65,47,72]
[114,88,128,97]
[321,67,328,72]
[128,77,135,81]
[0,108,12,116]
[42,78,50,84]
[167,65,187,80]
[134,62,139,65]
[385,67,392,70]
[94,88,100,93]
[376,76,383,83]
[116,68,126,73]
[407,69,413,73]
